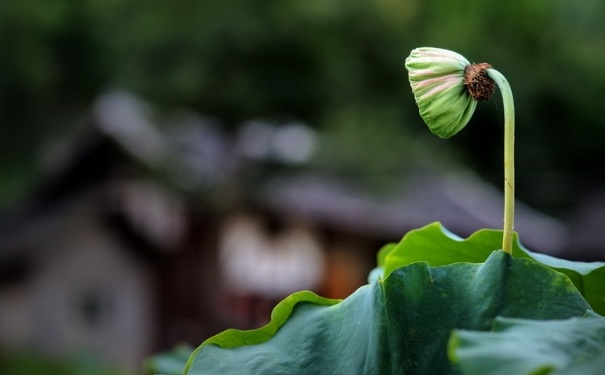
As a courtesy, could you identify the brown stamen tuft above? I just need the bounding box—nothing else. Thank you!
[464,63,496,101]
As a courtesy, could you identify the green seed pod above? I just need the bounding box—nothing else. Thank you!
[405,47,482,139]
[406,47,515,254]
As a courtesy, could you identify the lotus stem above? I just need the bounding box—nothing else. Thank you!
[486,69,515,254]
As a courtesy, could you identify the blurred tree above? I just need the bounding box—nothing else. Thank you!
[1,0,605,216]
[0,0,110,206]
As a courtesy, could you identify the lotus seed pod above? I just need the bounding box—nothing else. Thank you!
[406,47,483,139]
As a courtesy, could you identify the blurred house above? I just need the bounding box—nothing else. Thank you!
[0,93,224,372]
[0,91,572,372]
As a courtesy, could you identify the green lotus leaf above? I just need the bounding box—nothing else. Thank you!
[450,312,605,375]
[185,251,590,374]
[383,222,605,314]
[143,345,193,375]
[183,290,340,374]
[367,242,396,283]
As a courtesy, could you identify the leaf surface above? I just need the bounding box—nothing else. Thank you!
[450,312,605,375]
[383,222,605,314]
[144,345,193,375]
[186,251,590,374]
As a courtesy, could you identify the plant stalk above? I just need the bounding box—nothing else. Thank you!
[486,69,515,254]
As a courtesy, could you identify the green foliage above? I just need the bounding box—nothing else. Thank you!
[0,352,132,375]
[380,222,605,314]
[143,345,194,375]
[4,1,605,213]
[185,248,593,373]
[198,291,340,351]
[450,312,605,375]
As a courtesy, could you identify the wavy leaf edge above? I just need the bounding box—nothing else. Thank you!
[184,222,605,374]
[382,222,605,314]
[183,290,341,374]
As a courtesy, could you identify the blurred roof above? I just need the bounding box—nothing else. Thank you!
[0,91,571,268]
[260,170,569,255]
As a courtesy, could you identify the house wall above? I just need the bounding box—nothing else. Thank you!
[0,284,31,349]
[1,212,156,372]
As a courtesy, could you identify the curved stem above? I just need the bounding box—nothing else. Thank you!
[487,69,515,254]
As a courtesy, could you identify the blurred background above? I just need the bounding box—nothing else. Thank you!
[2,0,605,373]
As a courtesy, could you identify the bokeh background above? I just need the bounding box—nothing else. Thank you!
[2,0,605,373]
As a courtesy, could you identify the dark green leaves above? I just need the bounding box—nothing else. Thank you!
[381,222,605,314]
[186,251,590,374]
[180,223,605,374]
[195,291,340,350]
[143,345,193,375]
[451,313,605,375]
